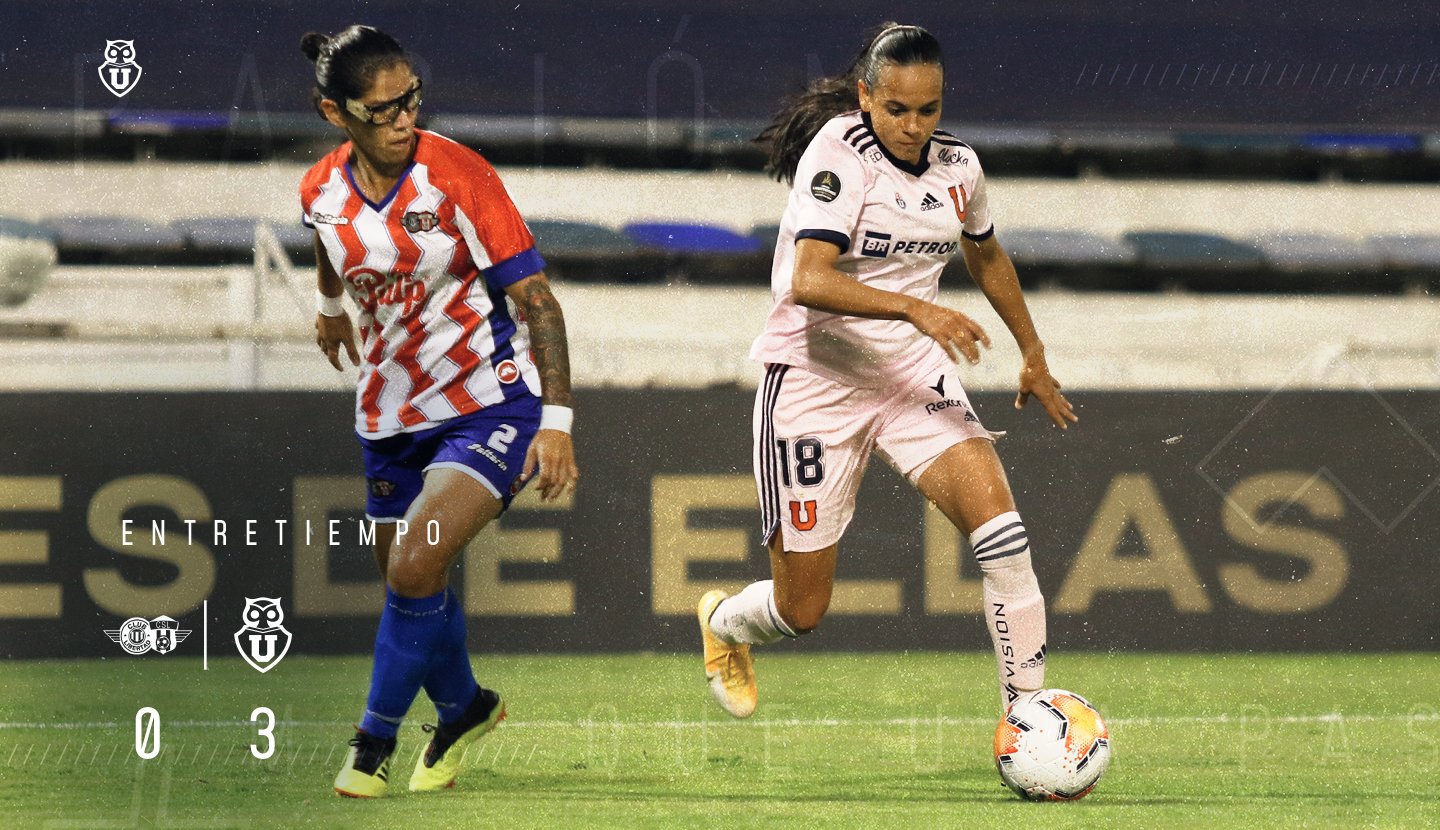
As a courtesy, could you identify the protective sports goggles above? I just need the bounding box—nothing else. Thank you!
[344,79,423,125]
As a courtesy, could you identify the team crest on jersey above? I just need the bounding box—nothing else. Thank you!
[369,478,396,498]
[810,171,841,203]
[495,359,520,384]
[105,615,190,655]
[234,597,292,673]
[895,193,907,209]
[402,211,439,233]
[98,40,143,98]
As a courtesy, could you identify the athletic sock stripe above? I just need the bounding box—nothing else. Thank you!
[976,543,1030,563]
[974,529,1029,558]
[976,538,1029,562]
[972,520,1023,551]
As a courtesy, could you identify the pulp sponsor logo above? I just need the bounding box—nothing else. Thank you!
[344,266,425,312]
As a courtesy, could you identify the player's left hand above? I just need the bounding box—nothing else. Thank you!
[521,429,579,501]
[1016,350,1077,430]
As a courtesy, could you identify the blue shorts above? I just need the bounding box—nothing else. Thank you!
[357,396,541,521]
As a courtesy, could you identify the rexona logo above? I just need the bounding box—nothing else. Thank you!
[860,231,958,259]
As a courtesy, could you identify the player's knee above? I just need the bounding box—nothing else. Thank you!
[385,547,445,598]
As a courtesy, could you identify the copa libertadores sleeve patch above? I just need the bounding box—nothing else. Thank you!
[810,171,841,202]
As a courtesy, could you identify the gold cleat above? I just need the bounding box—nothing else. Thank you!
[698,590,757,718]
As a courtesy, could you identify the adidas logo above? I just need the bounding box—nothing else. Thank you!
[920,192,944,211]
[1018,645,1047,669]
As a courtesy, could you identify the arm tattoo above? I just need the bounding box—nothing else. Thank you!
[518,278,572,407]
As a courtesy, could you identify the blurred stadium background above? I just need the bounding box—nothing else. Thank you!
[0,1,1437,826]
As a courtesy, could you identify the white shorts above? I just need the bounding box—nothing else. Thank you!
[753,357,998,553]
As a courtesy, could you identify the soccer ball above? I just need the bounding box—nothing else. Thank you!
[993,688,1111,801]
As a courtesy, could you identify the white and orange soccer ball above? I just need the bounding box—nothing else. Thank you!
[993,688,1112,801]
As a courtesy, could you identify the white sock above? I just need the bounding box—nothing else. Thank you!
[970,511,1047,710]
[708,580,798,646]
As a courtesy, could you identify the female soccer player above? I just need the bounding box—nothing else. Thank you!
[698,24,1076,719]
[299,26,579,797]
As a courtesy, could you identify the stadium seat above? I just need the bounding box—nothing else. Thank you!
[623,222,768,284]
[1122,230,1266,291]
[0,216,56,242]
[997,228,1141,290]
[1370,234,1440,293]
[43,215,186,264]
[528,219,661,283]
[750,224,782,253]
[623,222,763,255]
[1248,232,1396,292]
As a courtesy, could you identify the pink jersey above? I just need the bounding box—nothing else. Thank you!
[300,130,545,438]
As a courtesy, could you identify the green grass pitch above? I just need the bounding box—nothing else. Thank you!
[1,652,1437,828]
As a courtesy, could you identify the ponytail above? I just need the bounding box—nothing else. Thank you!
[756,23,944,184]
[300,25,408,119]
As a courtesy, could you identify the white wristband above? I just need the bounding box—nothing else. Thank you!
[317,290,345,317]
[540,405,573,434]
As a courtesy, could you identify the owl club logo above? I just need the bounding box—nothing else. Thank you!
[401,211,439,233]
[810,171,841,203]
[495,359,520,384]
[234,597,293,673]
[104,615,190,655]
[98,40,143,98]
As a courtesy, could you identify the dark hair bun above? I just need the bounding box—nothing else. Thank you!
[299,31,330,63]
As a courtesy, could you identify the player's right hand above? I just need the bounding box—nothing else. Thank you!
[315,313,360,370]
[906,300,991,365]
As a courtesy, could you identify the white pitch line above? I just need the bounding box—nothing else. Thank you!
[1,712,1436,731]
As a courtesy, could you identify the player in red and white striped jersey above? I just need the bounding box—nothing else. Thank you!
[301,25,578,799]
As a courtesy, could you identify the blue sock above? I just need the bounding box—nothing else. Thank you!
[422,588,481,725]
[358,587,450,739]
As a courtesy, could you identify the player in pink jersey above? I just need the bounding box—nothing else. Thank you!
[698,24,1076,720]
[301,26,578,798]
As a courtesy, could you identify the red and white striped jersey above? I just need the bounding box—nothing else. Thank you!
[300,129,546,438]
